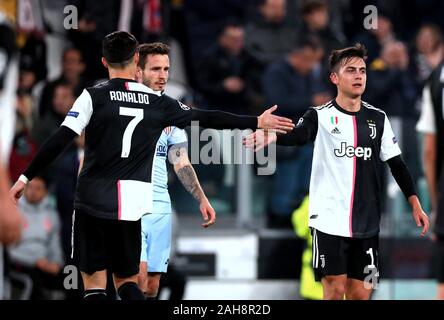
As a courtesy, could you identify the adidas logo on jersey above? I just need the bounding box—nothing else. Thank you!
[331,127,341,134]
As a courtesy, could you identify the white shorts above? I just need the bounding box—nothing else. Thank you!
[140,213,172,273]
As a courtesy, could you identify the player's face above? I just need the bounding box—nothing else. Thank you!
[140,54,170,91]
[331,58,366,98]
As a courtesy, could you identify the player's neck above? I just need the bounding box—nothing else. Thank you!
[335,93,361,113]
[108,68,136,81]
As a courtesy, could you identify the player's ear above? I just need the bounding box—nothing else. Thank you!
[101,57,108,69]
[134,52,139,66]
[135,67,142,83]
[330,72,338,85]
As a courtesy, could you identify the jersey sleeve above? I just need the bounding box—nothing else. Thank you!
[416,85,436,134]
[61,89,93,135]
[161,96,194,129]
[380,114,402,162]
[167,127,188,150]
[276,108,318,146]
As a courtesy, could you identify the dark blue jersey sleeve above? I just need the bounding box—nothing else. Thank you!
[276,108,318,146]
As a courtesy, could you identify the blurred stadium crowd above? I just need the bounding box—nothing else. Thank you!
[1,0,443,299]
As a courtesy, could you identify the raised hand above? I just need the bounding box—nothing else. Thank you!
[257,105,294,134]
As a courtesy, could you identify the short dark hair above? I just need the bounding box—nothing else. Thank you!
[137,42,170,69]
[300,0,327,16]
[329,43,368,72]
[102,31,139,68]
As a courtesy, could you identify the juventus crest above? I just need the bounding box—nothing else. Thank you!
[368,122,377,139]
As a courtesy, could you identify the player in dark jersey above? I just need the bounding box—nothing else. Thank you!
[245,43,430,300]
[416,61,444,299]
[9,31,294,300]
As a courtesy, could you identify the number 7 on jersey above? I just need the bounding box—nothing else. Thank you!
[119,107,144,158]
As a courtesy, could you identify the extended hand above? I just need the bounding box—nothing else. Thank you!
[257,105,294,134]
[243,130,277,152]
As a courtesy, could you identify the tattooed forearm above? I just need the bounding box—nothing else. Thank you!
[176,165,205,202]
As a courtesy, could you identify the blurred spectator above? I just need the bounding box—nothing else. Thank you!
[412,23,444,85]
[196,21,263,114]
[9,90,37,182]
[353,13,397,64]
[244,0,297,65]
[366,41,421,197]
[366,41,418,118]
[68,0,121,81]
[8,176,65,300]
[32,83,76,146]
[262,36,331,118]
[122,0,171,43]
[262,37,331,228]
[15,0,47,84]
[299,0,346,57]
[184,0,246,87]
[38,48,89,118]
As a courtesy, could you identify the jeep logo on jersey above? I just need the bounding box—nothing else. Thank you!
[334,142,372,160]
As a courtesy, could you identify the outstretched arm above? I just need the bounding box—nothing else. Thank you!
[9,126,78,203]
[244,108,318,150]
[163,97,294,134]
[169,147,216,228]
[192,105,294,133]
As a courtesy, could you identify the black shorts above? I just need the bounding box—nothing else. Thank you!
[312,229,380,282]
[72,210,141,278]
[436,236,444,283]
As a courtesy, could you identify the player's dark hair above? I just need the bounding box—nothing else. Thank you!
[102,31,139,68]
[137,42,170,69]
[329,43,368,72]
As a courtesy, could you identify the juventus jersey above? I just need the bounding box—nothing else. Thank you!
[61,78,196,221]
[416,63,444,234]
[299,100,401,238]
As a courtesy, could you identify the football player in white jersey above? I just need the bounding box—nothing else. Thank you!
[246,43,429,300]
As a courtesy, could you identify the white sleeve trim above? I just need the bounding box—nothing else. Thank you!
[18,174,29,185]
[168,127,188,146]
[61,89,93,135]
[380,115,402,162]
[416,85,436,134]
